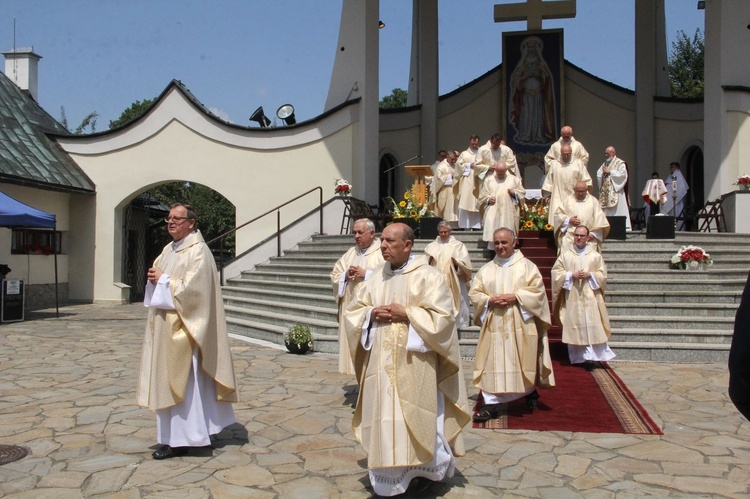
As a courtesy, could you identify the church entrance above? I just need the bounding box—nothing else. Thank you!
[379,153,397,211]
[683,145,705,213]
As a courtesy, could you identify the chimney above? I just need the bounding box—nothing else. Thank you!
[3,47,42,102]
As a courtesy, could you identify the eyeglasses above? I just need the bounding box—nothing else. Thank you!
[164,216,190,223]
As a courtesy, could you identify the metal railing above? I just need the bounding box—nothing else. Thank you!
[207,186,323,284]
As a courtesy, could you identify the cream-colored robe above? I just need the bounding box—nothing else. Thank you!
[542,158,593,227]
[553,193,610,253]
[424,236,473,327]
[551,245,611,346]
[330,239,384,376]
[476,141,520,179]
[479,173,526,241]
[137,230,238,411]
[544,137,590,173]
[432,159,458,222]
[344,256,470,469]
[596,156,631,230]
[455,147,482,213]
[469,251,555,396]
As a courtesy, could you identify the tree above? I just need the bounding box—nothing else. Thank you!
[379,88,408,109]
[109,98,156,129]
[59,106,98,134]
[668,28,704,99]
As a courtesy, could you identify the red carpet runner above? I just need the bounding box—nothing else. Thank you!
[472,359,662,434]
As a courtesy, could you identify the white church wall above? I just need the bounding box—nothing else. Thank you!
[61,89,360,303]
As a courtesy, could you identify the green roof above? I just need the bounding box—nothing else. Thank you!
[0,72,94,193]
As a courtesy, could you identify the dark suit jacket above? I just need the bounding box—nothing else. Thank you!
[729,271,750,419]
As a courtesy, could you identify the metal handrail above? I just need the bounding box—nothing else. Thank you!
[207,186,323,283]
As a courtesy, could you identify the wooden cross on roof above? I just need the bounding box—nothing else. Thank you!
[494,0,576,31]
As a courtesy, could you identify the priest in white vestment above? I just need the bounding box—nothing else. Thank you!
[330,218,384,376]
[553,181,609,254]
[344,223,470,496]
[542,144,593,225]
[479,161,525,248]
[432,150,458,223]
[469,227,555,422]
[477,133,520,179]
[663,162,689,230]
[139,203,238,460]
[551,225,615,368]
[544,125,589,174]
[596,146,631,230]
[424,221,473,327]
[455,135,484,229]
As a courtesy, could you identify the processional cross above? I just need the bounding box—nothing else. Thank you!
[494,0,576,31]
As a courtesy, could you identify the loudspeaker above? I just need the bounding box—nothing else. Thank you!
[607,216,627,240]
[249,106,271,127]
[647,216,675,239]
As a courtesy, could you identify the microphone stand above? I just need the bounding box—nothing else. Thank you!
[383,155,423,174]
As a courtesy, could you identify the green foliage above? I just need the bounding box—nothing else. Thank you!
[379,88,408,109]
[109,98,156,129]
[668,29,704,98]
[286,324,313,346]
[59,106,98,134]
[150,182,236,250]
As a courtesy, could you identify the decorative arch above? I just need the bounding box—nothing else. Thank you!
[378,150,399,210]
[680,141,704,211]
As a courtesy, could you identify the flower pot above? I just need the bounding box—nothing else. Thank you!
[285,340,311,354]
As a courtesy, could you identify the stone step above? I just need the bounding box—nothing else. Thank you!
[223,286,336,308]
[609,328,733,344]
[605,302,738,317]
[257,262,338,275]
[227,317,339,354]
[238,271,331,284]
[224,298,337,322]
[607,341,730,363]
[225,278,330,295]
[608,314,734,330]
[605,290,742,304]
[606,278,746,292]
[224,304,338,337]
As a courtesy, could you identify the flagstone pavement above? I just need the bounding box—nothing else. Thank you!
[0,303,748,498]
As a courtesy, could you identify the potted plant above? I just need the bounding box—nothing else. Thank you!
[519,198,553,234]
[385,189,437,237]
[285,324,313,354]
[669,245,713,270]
[334,178,352,196]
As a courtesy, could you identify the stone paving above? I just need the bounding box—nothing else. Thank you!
[0,303,748,498]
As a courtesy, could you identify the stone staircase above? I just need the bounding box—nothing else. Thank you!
[223,230,749,362]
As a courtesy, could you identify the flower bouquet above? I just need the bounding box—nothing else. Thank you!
[669,245,713,270]
[386,189,433,223]
[520,198,552,231]
[334,178,352,196]
[735,174,750,191]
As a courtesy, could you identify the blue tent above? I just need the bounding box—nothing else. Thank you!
[0,191,58,317]
[0,191,56,228]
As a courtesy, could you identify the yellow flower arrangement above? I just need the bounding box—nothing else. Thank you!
[387,189,434,222]
[519,198,551,231]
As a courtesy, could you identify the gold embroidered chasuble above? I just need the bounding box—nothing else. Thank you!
[469,251,555,396]
[455,147,482,212]
[552,193,610,253]
[551,245,611,346]
[478,173,526,241]
[542,158,593,225]
[137,230,238,411]
[330,239,384,376]
[432,159,458,222]
[424,236,473,323]
[344,257,470,469]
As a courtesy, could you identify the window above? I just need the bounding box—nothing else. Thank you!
[11,229,63,255]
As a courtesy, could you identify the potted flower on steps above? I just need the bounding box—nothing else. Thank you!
[285,324,313,354]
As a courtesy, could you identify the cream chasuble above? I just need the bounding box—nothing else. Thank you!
[137,230,238,411]
[479,174,525,241]
[455,147,482,212]
[424,236,473,327]
[432,159,458,222]
[469,251,555,396]
[544,137,590,173]
[330,239,384,376]
[553,194,610,253]
[551,245,611,347]
[477,141,519,179]
[542,158,593,225]
[344,256,470,470]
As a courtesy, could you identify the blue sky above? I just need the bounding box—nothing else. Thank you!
[2,0,703,130]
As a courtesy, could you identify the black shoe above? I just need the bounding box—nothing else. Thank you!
[525,390,540,410]
[406,476,434,494]
[152,444,189,460]
[473,403,502,422]
[584,361,596,371]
